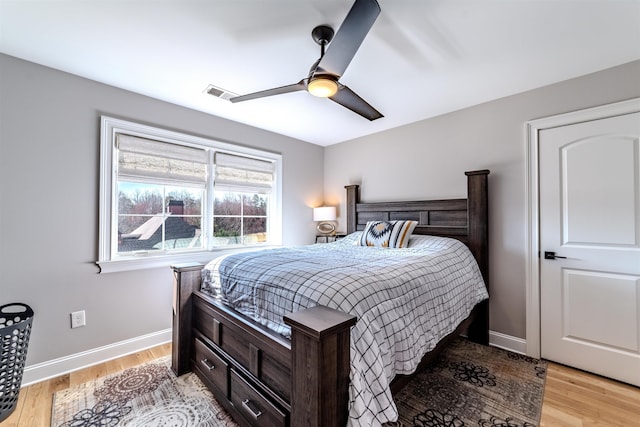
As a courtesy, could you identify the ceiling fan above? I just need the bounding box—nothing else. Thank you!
[229,0,383,121]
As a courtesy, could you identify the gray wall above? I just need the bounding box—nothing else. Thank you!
[324,60,640,340]
[0,54,323,366]
[2,51,638,371]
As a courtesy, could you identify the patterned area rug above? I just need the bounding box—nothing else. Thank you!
[388,338,547,427]
[51,339,546,427]
[50,357,238,427]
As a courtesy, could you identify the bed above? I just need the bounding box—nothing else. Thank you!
[171,169,489,427]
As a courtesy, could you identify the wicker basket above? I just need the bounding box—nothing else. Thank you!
[0,303,34,422]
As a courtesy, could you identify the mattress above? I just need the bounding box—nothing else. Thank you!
[201,232,488,426]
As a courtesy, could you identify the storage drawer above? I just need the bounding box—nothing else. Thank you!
[193,295,291,403]
[230,369,288,427]
[193,338,229,396]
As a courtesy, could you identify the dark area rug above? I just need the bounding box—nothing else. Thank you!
[388,338,547,427]
[51,339,546,427]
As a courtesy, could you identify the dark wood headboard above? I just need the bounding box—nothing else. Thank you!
[345,170,489,287]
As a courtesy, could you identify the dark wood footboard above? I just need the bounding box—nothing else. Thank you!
[171,170,489,426]
[171,264,356,427]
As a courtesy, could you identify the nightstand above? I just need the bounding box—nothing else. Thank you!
[315,233,346,243]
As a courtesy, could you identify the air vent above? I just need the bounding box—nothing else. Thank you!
[204,84,238,101]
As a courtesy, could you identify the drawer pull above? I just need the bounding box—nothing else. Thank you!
[241,399,263,420]
[200,358,215,371]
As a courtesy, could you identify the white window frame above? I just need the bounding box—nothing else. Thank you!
[98,116,282,273]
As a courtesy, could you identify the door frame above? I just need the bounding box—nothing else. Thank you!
[524,97,640,358]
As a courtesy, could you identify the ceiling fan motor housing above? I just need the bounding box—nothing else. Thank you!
[312,25,335,47]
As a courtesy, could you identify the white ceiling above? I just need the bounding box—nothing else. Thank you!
[1,0,639,146]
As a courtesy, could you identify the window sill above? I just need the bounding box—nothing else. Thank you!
[97,245,278,274]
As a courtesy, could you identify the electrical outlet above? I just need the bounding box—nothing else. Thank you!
[71,310,86,328]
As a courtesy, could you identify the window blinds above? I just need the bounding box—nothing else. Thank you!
[117,134,208,186]
[214,152,274,193]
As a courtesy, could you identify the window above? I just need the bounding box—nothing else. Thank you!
[98,116,282,273]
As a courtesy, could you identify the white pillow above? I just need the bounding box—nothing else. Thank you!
[359,220,418,248]
[335,231,362,245]
[407,234,436,247]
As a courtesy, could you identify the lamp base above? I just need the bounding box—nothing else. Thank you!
[316,222,336,235]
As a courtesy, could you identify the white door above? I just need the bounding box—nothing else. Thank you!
[539,111,640,386]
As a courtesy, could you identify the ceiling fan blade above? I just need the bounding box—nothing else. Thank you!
[315,0,380,78]
[329,84,383,121]
[230,80,307,103]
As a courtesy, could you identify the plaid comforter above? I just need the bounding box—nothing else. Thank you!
[201,233,488,426]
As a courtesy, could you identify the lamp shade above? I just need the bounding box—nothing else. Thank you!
[313,206,336,222]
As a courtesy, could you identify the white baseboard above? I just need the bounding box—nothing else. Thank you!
[489,330,527,354]
[20,328,525,387]
[21,328,171,386]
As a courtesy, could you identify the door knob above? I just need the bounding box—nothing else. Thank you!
[544,251,567,260]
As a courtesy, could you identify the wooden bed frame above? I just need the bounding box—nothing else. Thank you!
[171,169,489,427]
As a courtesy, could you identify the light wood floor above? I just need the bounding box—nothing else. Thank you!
[3,343,639,426]
[2,343,171,427]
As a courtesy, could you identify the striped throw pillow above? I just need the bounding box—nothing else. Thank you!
[359,220,418,248]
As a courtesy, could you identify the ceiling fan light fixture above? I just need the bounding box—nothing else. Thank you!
[308,77,338,98]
